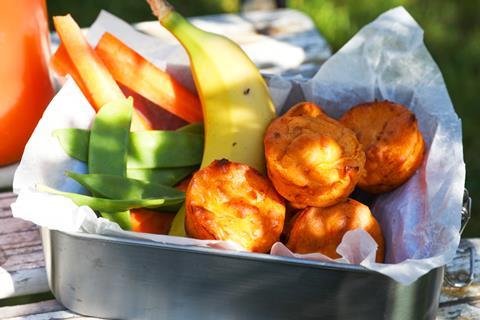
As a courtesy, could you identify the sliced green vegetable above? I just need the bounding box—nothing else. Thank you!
[66,172,184,200]
[176,122,204,135]
[53,128,89,162]
[127,131,203,168]
[52,127,196,185]
[89,98,133,229]
[37,185,183,212]
[53,129,203,168]
[126,166,195,186]
[88,98,132,175]
[66,171,184,212]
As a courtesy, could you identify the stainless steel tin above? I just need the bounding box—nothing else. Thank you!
[40,185,471,320]
[41,228,444,320]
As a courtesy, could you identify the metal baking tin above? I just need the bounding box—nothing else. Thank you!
[40,190,472,319]
[41,228,443,320]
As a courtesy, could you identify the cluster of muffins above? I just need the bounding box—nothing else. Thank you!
[184,100,425,261]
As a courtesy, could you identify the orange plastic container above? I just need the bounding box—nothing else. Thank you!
[0,0,54,166]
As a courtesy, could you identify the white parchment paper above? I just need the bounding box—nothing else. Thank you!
[273,6,464,284]
[12,7,465,285]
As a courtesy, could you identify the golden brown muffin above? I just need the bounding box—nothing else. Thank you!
[264,102,365,208]
[286,198,385,262]
[340,100,425,193]
[185,159,285,253]
[283,101,327,118]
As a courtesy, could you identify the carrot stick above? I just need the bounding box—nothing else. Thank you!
[95,32,203,123]
[130,209,175,234]
[53,15,124,110]
[52,15,151,131]
[50,44,70,77]
[50,45,95,107]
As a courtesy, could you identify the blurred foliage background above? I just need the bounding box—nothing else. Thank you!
[47,0,479,236]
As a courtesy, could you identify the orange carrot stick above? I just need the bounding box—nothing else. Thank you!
[130,209,175,234]
[50,44,70,77]
[95,32,203,123]
[52,15,151,130]
[50,45,95,106]
[53,15,124,110]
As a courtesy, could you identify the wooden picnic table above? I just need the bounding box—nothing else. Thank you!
[0,8,478,320]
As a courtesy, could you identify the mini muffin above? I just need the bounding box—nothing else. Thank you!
[185,159,285,253]
[264,102,365,208]
[283,101,327,118]
[340,100,425,193]
[286,198,384,262]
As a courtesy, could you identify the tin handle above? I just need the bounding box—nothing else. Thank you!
[444,189,474,288]
[459,189,472,235]
[444,245,475,288]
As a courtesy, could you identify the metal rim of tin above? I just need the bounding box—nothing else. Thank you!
[50,189,474,283]
[60,230,375,274]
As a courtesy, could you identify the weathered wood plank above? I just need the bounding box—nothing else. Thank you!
[0,300,64,319]
[437,298,480,320]
[0,218,38,236]
[0,229,41,249]
[0,192,15,200]
[0,267,49,299]
[0,194,16,220]
[0,210,12,219]
[1,296,478,320]
[0,194,46,299]
[134,8,330,76]
[240,8,331,64]
[0,299,98,319]
[7,313,94,320]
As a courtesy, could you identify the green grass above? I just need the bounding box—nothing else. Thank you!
[46,0,479,237]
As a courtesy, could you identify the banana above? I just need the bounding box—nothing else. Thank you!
[147,0,277,236]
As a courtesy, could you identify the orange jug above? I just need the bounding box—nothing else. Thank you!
[0,0,54,166]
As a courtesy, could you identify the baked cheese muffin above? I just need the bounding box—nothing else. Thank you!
[185,159,285,253]
[286,198,384,262]
[264,102,365,208]
[340,100,425,193]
